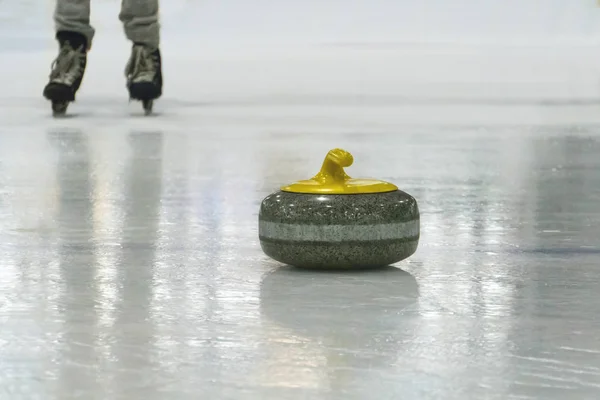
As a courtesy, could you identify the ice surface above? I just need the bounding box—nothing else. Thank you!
[2,1,600,399]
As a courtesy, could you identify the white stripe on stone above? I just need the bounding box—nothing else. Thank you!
[259,220,419,242]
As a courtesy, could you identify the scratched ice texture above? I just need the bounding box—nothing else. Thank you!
[1,1,600,399]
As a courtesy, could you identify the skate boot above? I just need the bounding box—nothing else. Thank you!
[43,31,88,116]
[125,44,162,115]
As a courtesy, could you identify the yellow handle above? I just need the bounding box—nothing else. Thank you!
[280,148,398,194]
[311,148,354,185]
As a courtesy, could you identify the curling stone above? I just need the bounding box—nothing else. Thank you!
[258,148,419,269]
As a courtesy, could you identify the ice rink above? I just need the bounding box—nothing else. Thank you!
[2,1,600,399]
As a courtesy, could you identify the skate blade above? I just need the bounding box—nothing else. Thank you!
[142,99,153,116]
[52,101,69,117]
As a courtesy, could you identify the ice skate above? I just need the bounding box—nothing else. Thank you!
[43,32,87,117]
[125,44,162,115]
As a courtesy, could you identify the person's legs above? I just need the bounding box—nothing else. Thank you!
[54,0,95,48]
[119,0,160,49]
[43,0,93,106]
[120,0,162,102]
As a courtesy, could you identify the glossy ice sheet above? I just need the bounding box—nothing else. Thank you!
[2,49,600,399]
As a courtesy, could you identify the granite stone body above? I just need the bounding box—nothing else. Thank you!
[259,190,420,268]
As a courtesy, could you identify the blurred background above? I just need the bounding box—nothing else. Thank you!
[4,0,600,111]
[3,0,600,45]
